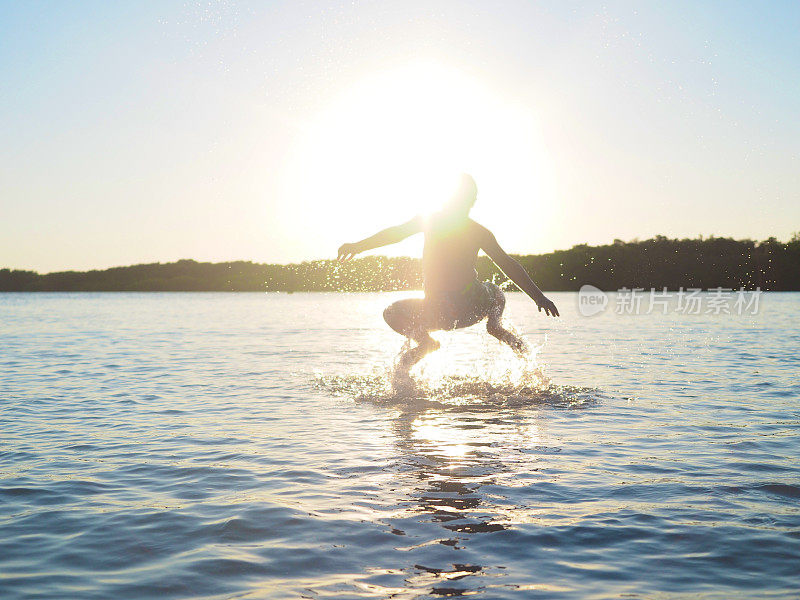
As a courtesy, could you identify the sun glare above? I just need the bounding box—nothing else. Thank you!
[284,61,555,249]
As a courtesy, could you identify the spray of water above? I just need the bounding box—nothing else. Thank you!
[315,328,598,410]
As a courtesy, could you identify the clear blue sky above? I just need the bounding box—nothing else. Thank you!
[1,1,798,272]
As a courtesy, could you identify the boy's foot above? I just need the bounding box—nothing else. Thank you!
[391,369,415,394]
[509,336,529,356]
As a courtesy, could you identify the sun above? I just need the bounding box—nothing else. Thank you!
[283,61,555,255]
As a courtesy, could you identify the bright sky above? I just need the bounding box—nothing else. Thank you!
[1,1,798,272]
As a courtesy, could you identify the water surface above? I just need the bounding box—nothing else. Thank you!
[1,292,799,598]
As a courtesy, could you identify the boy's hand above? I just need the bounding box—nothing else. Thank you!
[337,243,360,262]
[536,294,560,317]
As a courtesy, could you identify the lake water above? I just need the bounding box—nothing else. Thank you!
[1,291,799,599]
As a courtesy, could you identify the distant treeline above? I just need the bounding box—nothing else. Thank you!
[2,236,798,292]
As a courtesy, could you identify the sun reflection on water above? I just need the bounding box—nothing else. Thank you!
[312,336,601,596]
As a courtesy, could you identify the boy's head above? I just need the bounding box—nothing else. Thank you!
[443,173,477,217]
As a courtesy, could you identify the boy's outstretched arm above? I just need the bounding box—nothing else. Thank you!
[337,216,422,261]
[478,225,560,317]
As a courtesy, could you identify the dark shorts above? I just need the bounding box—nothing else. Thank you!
[426,280,495,330]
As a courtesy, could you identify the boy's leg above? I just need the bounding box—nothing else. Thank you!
[485,283,528,355]
[396,332,440,373]
[383,299,441,380]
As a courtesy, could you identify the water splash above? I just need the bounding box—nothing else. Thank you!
[315,356,599,410]
[316,316,600,409]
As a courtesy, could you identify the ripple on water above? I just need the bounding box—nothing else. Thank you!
[2,292,800,599]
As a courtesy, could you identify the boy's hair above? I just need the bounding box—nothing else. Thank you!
[456,173,477,202]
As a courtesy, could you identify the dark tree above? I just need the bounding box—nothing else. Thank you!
[1,236,797,292]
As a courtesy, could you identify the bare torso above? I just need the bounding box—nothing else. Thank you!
[422,215,483,295]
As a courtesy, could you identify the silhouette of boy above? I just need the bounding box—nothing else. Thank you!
[338,174,559,386]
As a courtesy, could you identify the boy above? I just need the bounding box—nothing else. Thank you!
[337,174,559,385]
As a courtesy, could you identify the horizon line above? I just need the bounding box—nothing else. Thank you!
[4,233,797,276]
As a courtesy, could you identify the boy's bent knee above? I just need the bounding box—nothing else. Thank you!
[486,282,504,303]
[384,302,416,336]
[383,304,402,331]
